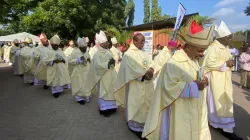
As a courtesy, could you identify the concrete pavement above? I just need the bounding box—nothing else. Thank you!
[0,62,249,140]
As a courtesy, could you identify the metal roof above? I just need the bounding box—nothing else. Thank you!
[123,13,199,31]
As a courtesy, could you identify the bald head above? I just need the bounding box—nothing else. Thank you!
[133,33,145,49]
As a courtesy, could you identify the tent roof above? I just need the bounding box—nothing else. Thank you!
[0,32,40,42]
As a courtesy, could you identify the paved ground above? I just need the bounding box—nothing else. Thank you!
[0,61,250,140]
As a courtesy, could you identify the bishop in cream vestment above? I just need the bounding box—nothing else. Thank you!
[201,21,242,140]
[68,38,91,105]
[115,33,155,138]
[110,37,122,73]
[81,31,118,117]
[20,37,35,84]
[153,41,177,88]
[44,35,71,98]
[142,21,214,140]
[34,34,51,89]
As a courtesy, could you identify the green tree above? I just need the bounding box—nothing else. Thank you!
[143,0,150,23]
[151,0,161,21]
[125,0,135,27]
[235,30,244,35]
[245,2,250,16]
[20,0,126,39]
[158,7,170,20]
[151,1,170,22]
[161,14,170,20]
[0,0,42,33]
[106,25,121,42]
[0,29,11,36]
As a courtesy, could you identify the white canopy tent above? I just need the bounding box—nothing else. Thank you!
[0,32,40,42]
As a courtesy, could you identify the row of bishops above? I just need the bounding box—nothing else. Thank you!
[8,20,242,140]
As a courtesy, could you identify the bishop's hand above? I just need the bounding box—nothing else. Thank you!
[226,60,235,67]
[108,58,116,68]
[144,68,154,80]
[61,59,65,63]
[53,59,59,64]
[87,58,91,63]
[194,80,206,90]
[202,76,208,86]
[80,56,86,61]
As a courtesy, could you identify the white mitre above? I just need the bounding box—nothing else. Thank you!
[215,21,232,39]
[78,38,87,48]
[13,39,19,44]
[77,37,82,45]
[95,33,99,44]
[96,30,107,44]
[111,37,118,44]
[85,37,90,43]
[50,35,61,45]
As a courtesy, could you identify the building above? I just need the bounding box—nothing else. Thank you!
[123,13,199,51]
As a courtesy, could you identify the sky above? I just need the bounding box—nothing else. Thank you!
[133,0,250,32]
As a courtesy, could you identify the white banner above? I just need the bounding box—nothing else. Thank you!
[139,31,154,57]
[171,3,186,40]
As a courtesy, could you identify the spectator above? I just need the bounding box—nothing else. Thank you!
[241,41,248,53]
[229,45,239,72]
[153,44,163,59]
[239,45,250,88]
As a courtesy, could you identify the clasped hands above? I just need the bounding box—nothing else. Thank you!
[226,60,235,67]
[143,68,154,81]
[194,76,208,90]
[53,59,65,64]
[108,58,116,69]
[80,56,91,64]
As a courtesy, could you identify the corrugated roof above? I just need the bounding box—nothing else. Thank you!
[123,13,199,31]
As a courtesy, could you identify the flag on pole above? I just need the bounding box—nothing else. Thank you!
[171,3,186,41]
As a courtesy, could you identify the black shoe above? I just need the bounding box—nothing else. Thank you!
[77,100,85,105]
[108,108,117,114]
[44,85,48,89]
[99,110,111,117]
[53,93,60,98]
[220,130,243,140]
[128,127,144,140]
[30,82,34,86]
[19,74,24,77]
[103,111,111,117]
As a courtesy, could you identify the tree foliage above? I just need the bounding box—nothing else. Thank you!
[120,30,133,44]
[150,0,170,22]
[245,2,250,16]
[0,29,11,36]
[105,26,133,44]
[235,29,250,35]
[151,0,161,22]
[106,26,121,42]
[0,0,42,33]
[125,0,135,27]
[1,0,127,40]
[235,30,244,35]
[158,7,170,20]
[143,0,150,23]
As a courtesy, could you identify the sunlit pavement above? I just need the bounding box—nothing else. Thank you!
[0,62,249,140]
